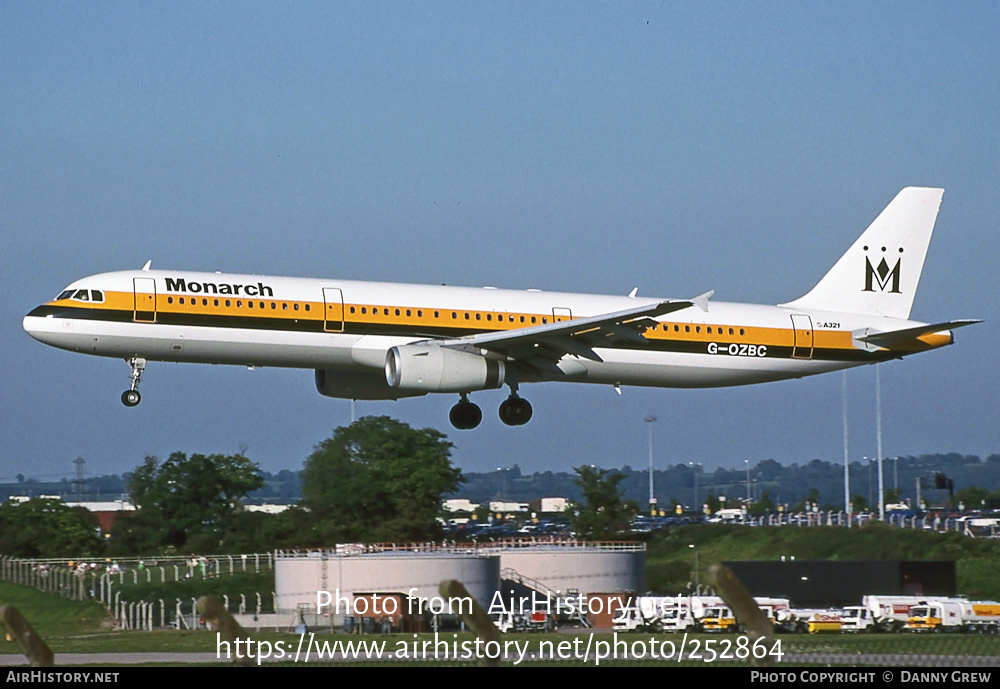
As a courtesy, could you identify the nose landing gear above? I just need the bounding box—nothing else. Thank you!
[121,357,146,407]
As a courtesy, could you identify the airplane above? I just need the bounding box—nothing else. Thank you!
[23,187,979,430]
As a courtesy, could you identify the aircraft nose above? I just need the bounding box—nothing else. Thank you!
[23,305,54,341]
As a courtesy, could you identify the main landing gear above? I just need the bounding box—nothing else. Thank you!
[448,390,533,430]
[449,394,482,430]
[498,394,532,426]
[121,357,146,407]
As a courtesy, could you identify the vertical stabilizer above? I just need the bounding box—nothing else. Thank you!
[781,187,944,319]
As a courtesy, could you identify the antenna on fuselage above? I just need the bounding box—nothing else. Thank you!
[141,260,152,271]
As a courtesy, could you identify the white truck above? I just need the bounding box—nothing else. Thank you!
[614,595,725,632]
[906,599,1000,633]
[840,595,928,632]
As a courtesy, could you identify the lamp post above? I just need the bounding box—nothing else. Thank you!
[689,462,701,515]
[876,364,885,520]
[644,415,657,514]
[689,544,699,590]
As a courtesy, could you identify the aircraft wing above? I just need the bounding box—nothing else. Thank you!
[438,297,703,363]
[858,319,982,348]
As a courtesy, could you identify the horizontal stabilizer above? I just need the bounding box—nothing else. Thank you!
[858,319,982,347]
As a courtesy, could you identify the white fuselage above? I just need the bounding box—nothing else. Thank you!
[24,268,945,392]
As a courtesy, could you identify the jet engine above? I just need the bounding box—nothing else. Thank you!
[385,344,505,393]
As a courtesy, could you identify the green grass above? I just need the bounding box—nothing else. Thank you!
[0,581,109,651]
[112,571,275,607]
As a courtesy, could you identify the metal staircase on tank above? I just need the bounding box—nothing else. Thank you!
[500,568,591,628]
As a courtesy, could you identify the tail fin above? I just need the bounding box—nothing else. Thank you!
[780,187,944,319]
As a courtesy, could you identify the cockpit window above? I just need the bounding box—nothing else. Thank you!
[56,289,105,303]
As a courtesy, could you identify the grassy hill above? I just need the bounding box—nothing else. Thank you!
[645,522,1000,599]
[0,581,109,643]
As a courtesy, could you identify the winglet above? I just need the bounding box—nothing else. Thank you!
[691,290,714,313]
[141,260,152,272]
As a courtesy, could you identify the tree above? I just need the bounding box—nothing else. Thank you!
[115,451,264,551]
[748,490,776,516]
[566,466,638,539]
[0,498,102,557]
[300,416,463,543]
[704,490,721,515]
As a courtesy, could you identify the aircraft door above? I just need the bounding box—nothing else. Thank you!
[790,314,814,359]
[323,288,345,332]
[133,278,156,323]
[552,307,573,323]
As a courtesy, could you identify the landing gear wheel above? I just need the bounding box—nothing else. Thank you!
[122,356,147,408]
[449,398,482,430]
[498,395,532,426]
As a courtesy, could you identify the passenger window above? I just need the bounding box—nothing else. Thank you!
[226,300,231,307]
[685,325,690,332]
[531,317,537,323]
[270,302,276,309]
[729,327,734,335]
[406,309,412,317]
[305,304,310,311]
[361,307,366,314]
[168,297,174,304]
[179,297,185,304]
[215,299,220,306]
[395,309,401,316]
[202,299,208,305]
[237,300,243,307]
[464,313,470,320]
[294,304,299,311]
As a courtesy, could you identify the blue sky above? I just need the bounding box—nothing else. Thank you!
[3,2,998,485]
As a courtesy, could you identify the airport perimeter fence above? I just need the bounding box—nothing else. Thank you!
[0,552,275,606]
[734,511,996,537]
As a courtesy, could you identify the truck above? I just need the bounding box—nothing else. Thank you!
[905,599,1000,633]
[614,595,724,632]
[697,597,791,633]
[840,595,928,632]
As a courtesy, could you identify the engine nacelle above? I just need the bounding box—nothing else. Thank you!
[315,368,425,400]
[385,344,505,393]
